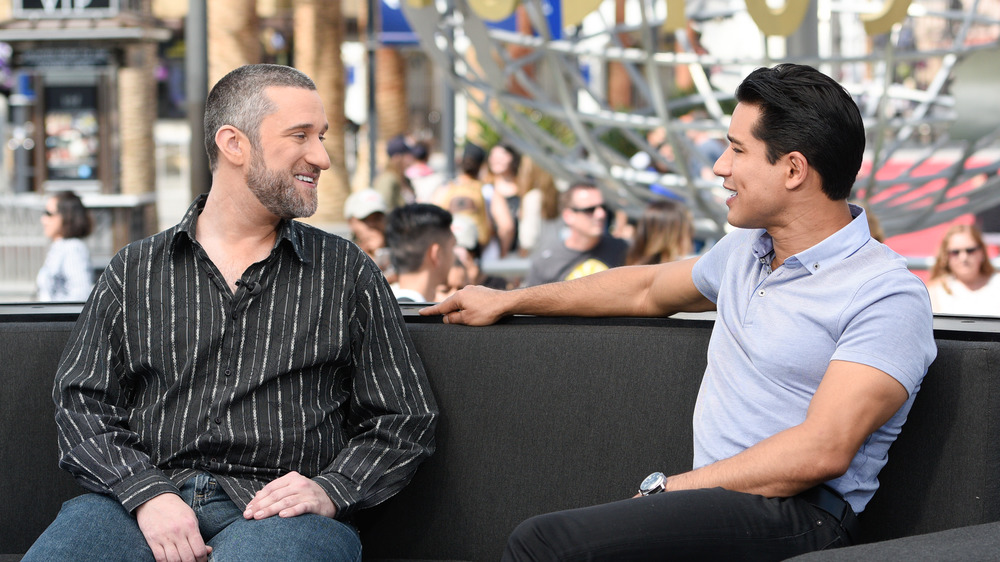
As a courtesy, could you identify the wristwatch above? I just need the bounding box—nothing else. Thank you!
[639,471,667,496]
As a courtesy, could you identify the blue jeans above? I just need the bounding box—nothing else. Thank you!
[23,472,361,561]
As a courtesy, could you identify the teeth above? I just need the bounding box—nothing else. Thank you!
[295,175,315,184]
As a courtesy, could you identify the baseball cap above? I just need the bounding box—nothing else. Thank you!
[387,135,414,157]
[344,189,388,220]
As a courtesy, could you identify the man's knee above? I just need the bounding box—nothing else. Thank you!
[210,514,361,561]
[503,513,568,562]
[23,494,152,562]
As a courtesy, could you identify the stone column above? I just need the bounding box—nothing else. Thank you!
[294,0,350,223]
[208,0,261,86]
[118,43,157,196]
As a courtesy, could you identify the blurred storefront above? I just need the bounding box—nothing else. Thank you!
[0,0,168,298]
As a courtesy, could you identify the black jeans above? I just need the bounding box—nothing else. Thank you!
[502,486,857,561]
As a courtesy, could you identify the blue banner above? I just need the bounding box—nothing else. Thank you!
[380,0,419,46]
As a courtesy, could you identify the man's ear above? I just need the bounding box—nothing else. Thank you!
[785,151,809,190]
[426,242,442,268]
[216,125,249,168]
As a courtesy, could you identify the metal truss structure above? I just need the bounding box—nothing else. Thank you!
[403,0,1000,237]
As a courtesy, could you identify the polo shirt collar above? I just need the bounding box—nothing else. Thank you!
[752,204,871,275]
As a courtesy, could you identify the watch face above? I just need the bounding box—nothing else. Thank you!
[640,471,666,495]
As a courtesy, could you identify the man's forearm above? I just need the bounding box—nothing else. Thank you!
[503,265,665,318]
[664,424,851,498]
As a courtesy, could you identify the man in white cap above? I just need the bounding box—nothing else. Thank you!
[344,189,392,277]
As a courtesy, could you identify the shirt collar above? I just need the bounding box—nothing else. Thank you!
[170,194,310,264]
[751,204,871,275]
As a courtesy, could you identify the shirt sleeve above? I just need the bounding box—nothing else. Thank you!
[311,255,438,518]
[692,229,750,303]
[832,267,936,394]
[53,250,179,512]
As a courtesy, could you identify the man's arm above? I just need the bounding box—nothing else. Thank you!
[56,257,208,560]
[421,257,714,325]
[661,360,909,497]
[305,257,438,518]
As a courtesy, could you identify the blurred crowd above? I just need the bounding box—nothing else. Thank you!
[34,133,1000,317]
[346,134,701,304]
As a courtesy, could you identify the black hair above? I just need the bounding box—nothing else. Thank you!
[459,143,486,177]
[386,204,454,274]
[735,64,865,201]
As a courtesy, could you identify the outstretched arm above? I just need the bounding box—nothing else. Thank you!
[420,257,714,325]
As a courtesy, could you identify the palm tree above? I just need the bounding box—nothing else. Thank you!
[293,0,351,223]
[207,0,261,86]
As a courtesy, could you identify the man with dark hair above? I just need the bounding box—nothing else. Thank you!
[24,64,437,562]
[423,64,935,559]
[522,181,627,287]
[386,203,456,303]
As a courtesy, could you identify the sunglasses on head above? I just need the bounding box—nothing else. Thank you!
[948,246,981,257]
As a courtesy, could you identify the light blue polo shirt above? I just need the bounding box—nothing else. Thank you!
[691,205,936,513]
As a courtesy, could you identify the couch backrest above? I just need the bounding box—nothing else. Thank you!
[2,305,999,560]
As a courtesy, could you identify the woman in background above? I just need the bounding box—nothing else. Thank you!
[37,191,94,301]
[626,199,694,266]
[483,143,525,259]
[926,223,1000,315]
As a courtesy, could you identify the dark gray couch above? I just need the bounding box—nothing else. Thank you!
[2,303,999,560]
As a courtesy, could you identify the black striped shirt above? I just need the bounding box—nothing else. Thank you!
[53,195,437,518]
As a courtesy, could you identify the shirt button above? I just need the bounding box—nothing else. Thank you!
[758,290,765,296]
[214,417,222,424]
[207,272,214,278]
[813,263,820,270]
[232,312,238,320]
[224,369,232,376]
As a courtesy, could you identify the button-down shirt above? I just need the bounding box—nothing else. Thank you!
[54,195,437,518]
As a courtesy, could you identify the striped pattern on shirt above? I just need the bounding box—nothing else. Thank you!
[53,195,437,518]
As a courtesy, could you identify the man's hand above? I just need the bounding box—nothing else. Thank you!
[419,285,507,326]
[135,493,211,562]
[244,471,337,520]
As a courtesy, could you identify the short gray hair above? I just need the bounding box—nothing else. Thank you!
[204,64,316,172]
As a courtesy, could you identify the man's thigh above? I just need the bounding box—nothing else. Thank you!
[22,493,153,562]
[503,487,847,562]
[207,513,361,562]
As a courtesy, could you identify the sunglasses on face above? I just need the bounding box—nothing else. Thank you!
[569,205,607,216]
[948,246,981,258]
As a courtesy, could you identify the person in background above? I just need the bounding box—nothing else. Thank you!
[406,140,444,204]
[926,223,1000,315]
[626,199,694,266]
[372,134,414,209]
[516,155,561,256]
[433,143,492,252]
[522,181,628,287]
[450,213,509,291]
[37,191,94,302]
[385,203,456,303]
[483,143,525,259]
[344,188,393,280]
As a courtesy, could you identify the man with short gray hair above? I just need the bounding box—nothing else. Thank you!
[24,64,437,562]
